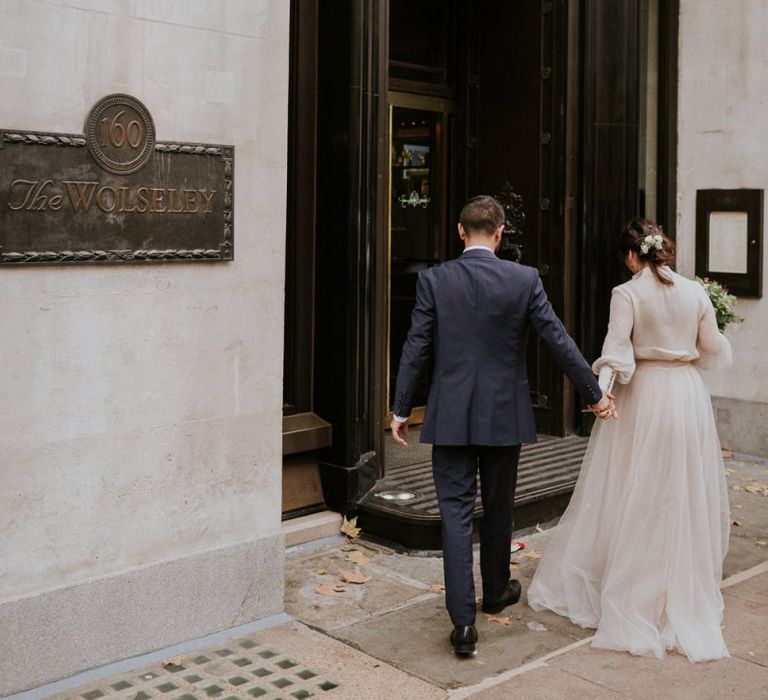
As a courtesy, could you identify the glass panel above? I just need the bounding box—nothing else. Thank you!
[708,211,749,274]
[389,0,452,84]
[389,106,444,410]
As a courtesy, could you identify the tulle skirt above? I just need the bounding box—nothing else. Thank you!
[527,361,731,662]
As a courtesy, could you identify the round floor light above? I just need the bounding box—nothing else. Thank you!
[375,489,418,502]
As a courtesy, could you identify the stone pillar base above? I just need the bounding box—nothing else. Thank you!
[0,532,284,696]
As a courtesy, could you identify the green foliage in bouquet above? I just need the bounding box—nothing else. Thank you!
[696,277,743,333]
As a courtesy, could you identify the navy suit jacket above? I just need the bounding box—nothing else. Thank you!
[393,248,603,445]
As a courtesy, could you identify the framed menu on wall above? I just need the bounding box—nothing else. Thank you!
[695,189,763,297]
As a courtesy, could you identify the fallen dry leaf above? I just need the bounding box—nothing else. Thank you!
[340,567,372,584]
[527,621,548,632]
[745,483,768,496]
[509,561,519,569]
[340,515,362,539]
[316,584,343,597]
[316,582,346,598]
[743,476,757,482]
[732,520,742,527]
[162,658,184,669]
[733,504,742,510]
[722,449,733,459]
[485,614,513,626]
[732,485,745,492]
[521,550,542,560]
[345,550,370,566]
[725,467,735,476]
[756,539,767,547]
[315,568,328,575]
[535,523,545,533]
[430,583,446,592]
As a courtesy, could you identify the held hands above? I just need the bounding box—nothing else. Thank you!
[589,390,618,420]
[390,416,410,447]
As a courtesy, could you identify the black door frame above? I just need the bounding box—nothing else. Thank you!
[312,0,389,511]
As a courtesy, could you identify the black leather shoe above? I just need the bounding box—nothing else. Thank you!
[481,580,522,614]
[450,624,478,657]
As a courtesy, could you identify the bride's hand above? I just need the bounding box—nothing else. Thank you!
[590,392,618,420]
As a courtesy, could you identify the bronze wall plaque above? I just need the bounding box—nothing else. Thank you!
[0,95,234,265]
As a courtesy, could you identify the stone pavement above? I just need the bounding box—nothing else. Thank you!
[26,452,768,700]
[453,564,768,699]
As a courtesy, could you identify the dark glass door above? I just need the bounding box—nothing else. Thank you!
[464,0,570,436]
[388,96,452,420]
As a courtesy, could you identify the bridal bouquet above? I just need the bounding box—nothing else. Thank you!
[697,277,743,333]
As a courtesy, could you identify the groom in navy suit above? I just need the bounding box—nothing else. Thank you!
[391,195,613,656]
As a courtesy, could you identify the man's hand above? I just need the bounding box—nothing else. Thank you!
[589,391,617,420]
[390,416,410,446]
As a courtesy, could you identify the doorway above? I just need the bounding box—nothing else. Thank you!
[283,0,678,544]
[383,0,573,439]
[379,0,578,527]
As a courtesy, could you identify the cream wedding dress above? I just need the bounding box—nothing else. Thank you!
[527,266,732,662]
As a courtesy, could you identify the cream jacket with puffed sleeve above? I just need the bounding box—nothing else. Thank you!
[592,266,732,391]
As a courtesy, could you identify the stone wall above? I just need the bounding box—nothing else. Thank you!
[677,0,768,456]
[0,1,288,693]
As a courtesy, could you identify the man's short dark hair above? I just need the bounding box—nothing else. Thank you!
[460,195,505,235]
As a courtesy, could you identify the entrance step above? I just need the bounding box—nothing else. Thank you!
[358,435,589,549]
[282,510,342,547]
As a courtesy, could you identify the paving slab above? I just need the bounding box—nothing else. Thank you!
[722,576,768,668]
[549,639,768,700]
[723,455,768,578]
[331,594,592,690]
[462,665,627,699]
[723,566,768,606]
[365,549,446,588]
[284,545,434,631]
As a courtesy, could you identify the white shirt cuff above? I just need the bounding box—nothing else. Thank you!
[598,366,615,392]
[393,414,409,422]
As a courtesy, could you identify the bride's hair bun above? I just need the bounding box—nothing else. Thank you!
[619,217,676,285]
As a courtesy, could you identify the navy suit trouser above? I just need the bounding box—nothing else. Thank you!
[432,444,522,627]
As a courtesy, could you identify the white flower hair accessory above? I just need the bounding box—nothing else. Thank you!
[640,234,664,255]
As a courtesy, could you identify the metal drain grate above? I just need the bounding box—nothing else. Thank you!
[51,637,340,700]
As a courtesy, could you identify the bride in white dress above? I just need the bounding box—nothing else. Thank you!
[527,218,732,663]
